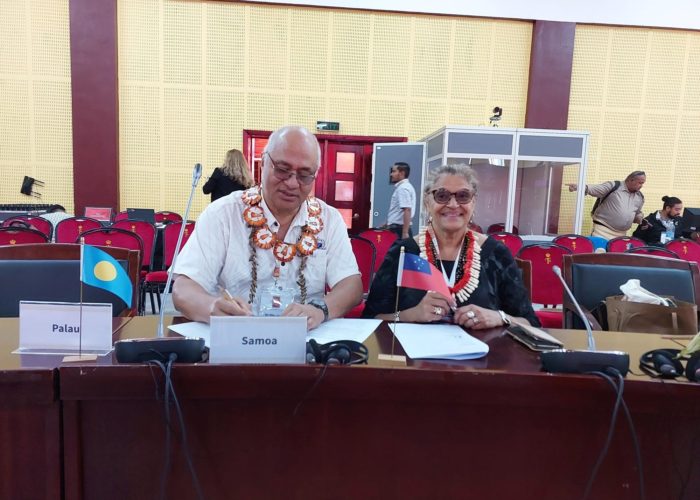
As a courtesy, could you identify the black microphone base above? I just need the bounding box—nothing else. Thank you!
[115,337,207,363]
[541,349,629,377]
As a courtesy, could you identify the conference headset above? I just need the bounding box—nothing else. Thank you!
[306,339,369,365]
[639,348,700,382]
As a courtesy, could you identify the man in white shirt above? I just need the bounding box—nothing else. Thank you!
[172,126,362,330]
[385,162,416,239]
[39,204,73,242]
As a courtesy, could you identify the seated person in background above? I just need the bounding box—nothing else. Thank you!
[173,126,363,330]
[40,204,73,242]
[362,164,539,329]
[632,196,682,246]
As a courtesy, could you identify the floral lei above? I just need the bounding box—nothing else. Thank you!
[241,186,323,304]
[419,225,481,304]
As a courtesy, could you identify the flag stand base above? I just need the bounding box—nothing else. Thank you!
[62,354,99,363]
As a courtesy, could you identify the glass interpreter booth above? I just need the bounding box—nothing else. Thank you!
[420,126,590,237]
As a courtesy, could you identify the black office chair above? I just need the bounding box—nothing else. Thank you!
[561,252,700,330]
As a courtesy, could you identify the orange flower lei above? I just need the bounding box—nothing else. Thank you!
[242,186,323,264]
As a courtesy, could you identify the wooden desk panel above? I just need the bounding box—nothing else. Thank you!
[57,317,700,500]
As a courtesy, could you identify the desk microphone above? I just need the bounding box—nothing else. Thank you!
[540,265,630,376]
[115,163,204,363]
[156,162,202,337]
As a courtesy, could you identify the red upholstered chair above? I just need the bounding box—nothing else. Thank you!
[625,246,680,259]
[55,217,102,244]
[112,220,157,272]
[155,211,183,224]
[143,221,195,313]
[357,229,398,274]
[468,221,484,233]
[553,234,594,254]
[490,232,523,256]
[487,223,519,235]
[0,227,49,245]
[665,238,700,265]
[113,210,129,222]
[344,236,377,318]
[516,243,572,328]
[78,228,143,270]
[606,236,645,253]
[3,216,53,240]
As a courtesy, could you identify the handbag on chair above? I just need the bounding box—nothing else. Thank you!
[605,295,698,335]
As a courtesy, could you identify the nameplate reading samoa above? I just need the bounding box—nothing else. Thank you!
[209,316,307,364]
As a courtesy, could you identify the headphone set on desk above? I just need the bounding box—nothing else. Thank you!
[639,349,700,382]
[306,339,369,365]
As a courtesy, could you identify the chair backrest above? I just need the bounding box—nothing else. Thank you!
[490,232,523,256]
[112,220,157,270]
[349,236,376,295]
[665,238,700,265]
[606,236,645,253]
[155,211,183,224]
[3,216,53,240]
[0,243,139,317]
[516,243,572,305]
[562,252,700,329]
[78,227,143,271]
[515,257,532,301]
[487,223,519,235]
[468,222,483,233]
[162,221,196,269]
[625,246,679,259]
[553,234,594,254]
[0,227,49,245]
[357,229,398,273]
[113,210,129,222]
[55,217,102,244]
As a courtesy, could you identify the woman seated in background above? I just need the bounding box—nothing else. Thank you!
[632,196,683,246]
[362,164,539,329]
[202,148,254,202]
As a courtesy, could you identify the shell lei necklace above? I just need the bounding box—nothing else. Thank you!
[420,225,481,304]
[241,186,323,304]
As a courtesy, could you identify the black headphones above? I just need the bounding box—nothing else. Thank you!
[306,339,369,365]
[639,349,700,382]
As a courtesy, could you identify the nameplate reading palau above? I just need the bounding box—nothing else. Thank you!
[15,301,113,355]
[209,316,307,364]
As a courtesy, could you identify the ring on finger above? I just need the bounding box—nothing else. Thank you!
[433,306,443,316]
[466,310,476,319]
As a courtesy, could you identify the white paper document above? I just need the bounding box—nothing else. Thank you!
[168,317,380,348]
[389,323,489,360]
[308,318,380,344]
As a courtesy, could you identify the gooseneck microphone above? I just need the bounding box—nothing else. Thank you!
[157,163,202,337]
[540,265,630,376]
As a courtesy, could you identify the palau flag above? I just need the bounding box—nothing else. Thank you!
[397,251,451,299]
[80,244,133,307]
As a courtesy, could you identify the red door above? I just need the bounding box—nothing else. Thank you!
[317,143,371,233]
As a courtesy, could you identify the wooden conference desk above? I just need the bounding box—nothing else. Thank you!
[2,316,700,499]
[54,317,700,500]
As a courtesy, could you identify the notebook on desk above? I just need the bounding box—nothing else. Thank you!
[126,208,156,224]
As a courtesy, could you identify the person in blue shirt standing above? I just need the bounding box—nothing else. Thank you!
[384,162,416,240]
[632,196,683,246]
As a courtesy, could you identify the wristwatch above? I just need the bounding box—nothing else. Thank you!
[308,299,329,322]
[498,310,511,326]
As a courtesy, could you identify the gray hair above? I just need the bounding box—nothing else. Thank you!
[423,164,479,195]
[625,170,646,181]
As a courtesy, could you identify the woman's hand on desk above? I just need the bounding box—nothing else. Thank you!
[402,291,454,323]
[453,305,502,330]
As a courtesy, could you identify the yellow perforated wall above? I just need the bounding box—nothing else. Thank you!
[0,0,73,210]
[118,1,532,217]
[568,25,700,236]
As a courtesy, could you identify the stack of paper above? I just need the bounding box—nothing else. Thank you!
[389,323,489,360]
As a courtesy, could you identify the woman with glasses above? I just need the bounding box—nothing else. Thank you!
[202,149,254,202]
[363,164,539,328]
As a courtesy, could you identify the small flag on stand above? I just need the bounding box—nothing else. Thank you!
[80,244,133,307]
[397,251,451,299]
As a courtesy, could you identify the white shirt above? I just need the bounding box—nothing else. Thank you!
[173,191,359,304]
[39,212,74,242]
[387,179,416,225]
